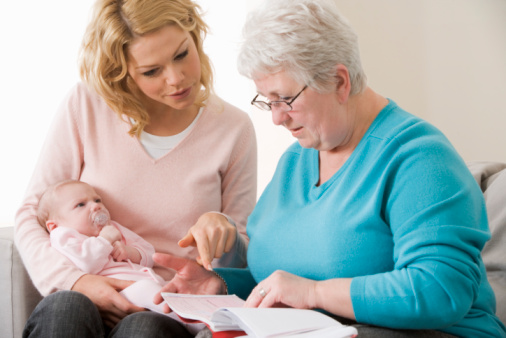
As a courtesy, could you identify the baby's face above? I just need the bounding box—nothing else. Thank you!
[52,182,110,236]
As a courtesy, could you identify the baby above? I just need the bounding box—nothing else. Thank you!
[37,179,164,285]
[37,180,206,333]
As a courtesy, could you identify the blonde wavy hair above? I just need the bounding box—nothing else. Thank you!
[79,0,213,137]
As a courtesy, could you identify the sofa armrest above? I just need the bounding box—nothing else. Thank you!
[467,161,506,325]
[0,226,43,338]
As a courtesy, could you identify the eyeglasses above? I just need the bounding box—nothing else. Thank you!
[251,85,307,113]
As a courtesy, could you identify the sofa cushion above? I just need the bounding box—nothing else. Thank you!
[467,161,506,324]
[467,161,506,271]
[0,226,43,338]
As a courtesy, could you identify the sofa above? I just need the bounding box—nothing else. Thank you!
[1,161,505,338]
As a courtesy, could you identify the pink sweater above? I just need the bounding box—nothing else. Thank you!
[15,82,257,295]
[50,222,164,284]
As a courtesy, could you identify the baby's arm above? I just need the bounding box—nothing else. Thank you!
[111,241,142,263]
[50,227,112,274]
[100,225,142,263]
[111,222,156,267]
[99,225,122,244]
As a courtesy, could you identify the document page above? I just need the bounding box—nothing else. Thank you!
[162,293,358,337]
[162,293,245,329]
[213,307,357,337]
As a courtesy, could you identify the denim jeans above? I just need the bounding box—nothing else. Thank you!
[23,291,193,338]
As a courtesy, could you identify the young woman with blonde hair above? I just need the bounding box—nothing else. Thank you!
[16,0,256,336]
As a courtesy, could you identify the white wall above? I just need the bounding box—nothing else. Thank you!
[2,0,506,227]
[336,0,506,163]
[0,0,253,227]
[1,1,95,226]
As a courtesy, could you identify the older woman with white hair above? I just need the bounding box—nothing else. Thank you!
[155,0,506,336]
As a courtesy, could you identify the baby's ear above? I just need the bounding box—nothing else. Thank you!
[46,220,58,232]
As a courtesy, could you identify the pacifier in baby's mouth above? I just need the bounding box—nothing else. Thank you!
[92,210,110,227]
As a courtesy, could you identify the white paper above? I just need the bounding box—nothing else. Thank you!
[161,292,245,331]
[120,279,166,313]
[214,307,357,337]
[121,280,207,334]
[162,292,358,337]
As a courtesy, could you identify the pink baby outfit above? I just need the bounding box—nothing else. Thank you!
[51,222,206,333]
[50,221,165,285]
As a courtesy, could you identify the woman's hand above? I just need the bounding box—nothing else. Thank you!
[152,253,226,311]
[245,270,318,309]
[178,212,237,270]
[245,271,356,320]
[71,274,146,327]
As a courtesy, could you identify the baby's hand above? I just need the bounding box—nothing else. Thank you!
[99,225,122,244]
[111,241,129,262]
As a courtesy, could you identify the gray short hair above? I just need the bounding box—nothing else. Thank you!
[237,0,367,95]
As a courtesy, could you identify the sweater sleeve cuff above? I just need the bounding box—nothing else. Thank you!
[63,270,88,294]
[215,229,247,268]
[207,211,236,227]
[214,267,257,301]
[208,212,247,268]
[350,276,370,323]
